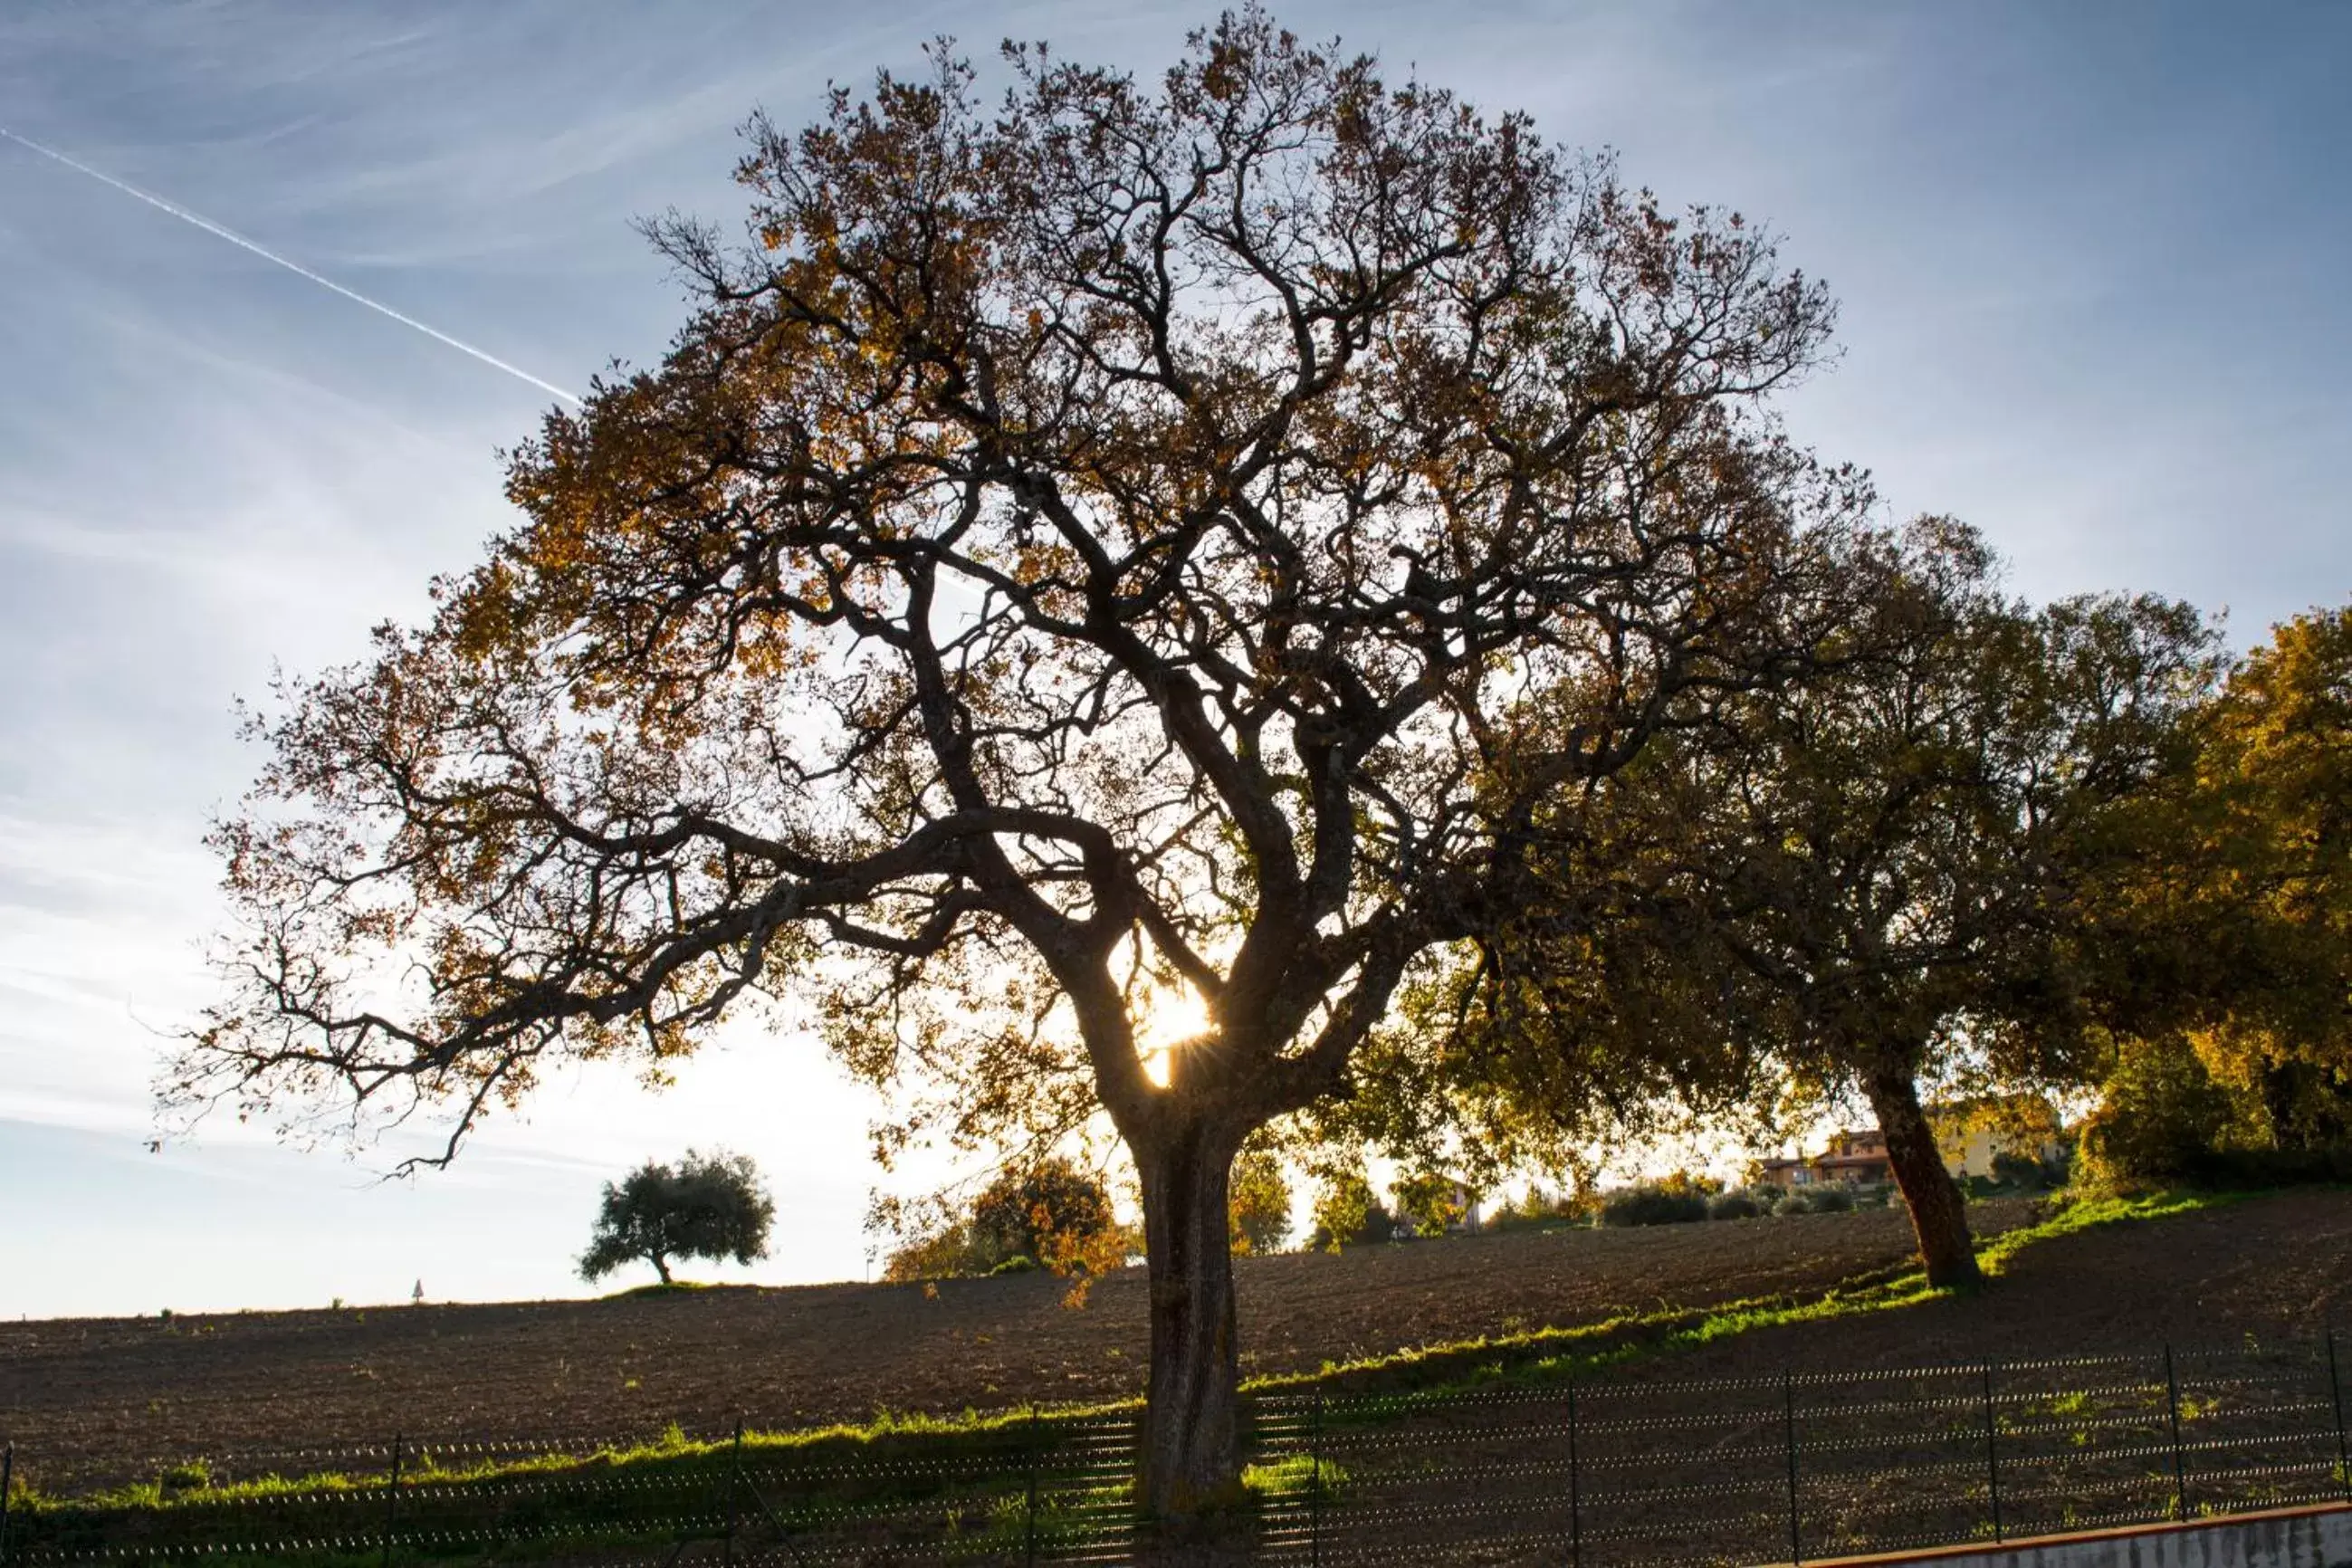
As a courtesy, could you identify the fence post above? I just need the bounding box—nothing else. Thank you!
[1566,1381,1582,1568]
[1310,1391,1324,1568]
[2163,1345,2188,1521]
[723,1418,743,1566]
[2328,1329,2351,1501]
[1783,1371,1802,1568]
[380,1434,403,1568]
[1023,1407,1040,1568]
[1982,1362,2003,1543]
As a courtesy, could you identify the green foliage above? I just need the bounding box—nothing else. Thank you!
[1306,1168,1396,1251]
[12,1406,1142,1563]
[1389,1172,1473,1238]
[1266,1187,2245,1405]
[1351,525,2223,1286]
[884,1158,1124,1283]
[2081,1033,2352,1190]
[880,1226,985,1285]
[1988,1149,2070,1191]
[1599,1185,1708,1228]
[1242,1454,1348,1499]
[1481,1188,1594,1233]
[1229,1151,1294,1256]
[578,1149,774,1286]
[2185,610,2352,1072]
[1782,1183,1855,1214]
[2079,1035,2246,1185]
[1706,1190,1763,1220]
[970,1159,1116,1267]
[158,1460,212,1494]
[2088,606,2352,1156]
[1974,1189,2243,1276]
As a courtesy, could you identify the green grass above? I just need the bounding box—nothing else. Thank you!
[1241,1453,1348,1499]
[1974,1187,2252,1276]
[8,1422,1064,1567]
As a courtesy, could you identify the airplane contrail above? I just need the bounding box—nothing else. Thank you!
[0,126,582,405]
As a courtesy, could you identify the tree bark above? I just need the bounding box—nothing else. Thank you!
[1863,1054,1982,1288]
[1133,1116,1245,1524]
[651,1253,672,1285]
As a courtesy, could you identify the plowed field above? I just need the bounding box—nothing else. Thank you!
[19,1192,2352,1494]
[5,1203,2014,1486]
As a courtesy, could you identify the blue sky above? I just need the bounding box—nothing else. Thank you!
[1,1,2345,1320]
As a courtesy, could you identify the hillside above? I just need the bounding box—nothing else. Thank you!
[5,1202,2018,1484]
[18,1190,2352,1492]
[1659,1185,2352,1382]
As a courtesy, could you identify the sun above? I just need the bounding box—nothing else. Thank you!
[1135,984,1212,1088]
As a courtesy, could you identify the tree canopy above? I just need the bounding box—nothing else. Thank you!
[1679,539,2213,1284]
[882,1154,1127,1281]
[1227,1148,1293,1254]
[175,11,1880,1515]
[1356,521,2216,1283]
[2172,607,2352,1143]
[2078,604,2352,1167]
[578,1149,776,1286]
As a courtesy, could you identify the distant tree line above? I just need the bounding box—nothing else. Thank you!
[879,1151,1294,1284]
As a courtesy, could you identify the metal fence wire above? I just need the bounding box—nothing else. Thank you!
[5,1332,2350,1565]
[1250,1334,2352,1567]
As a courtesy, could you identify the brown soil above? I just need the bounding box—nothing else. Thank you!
[1,1202,2015,1487]
[22,1190,2352,1489]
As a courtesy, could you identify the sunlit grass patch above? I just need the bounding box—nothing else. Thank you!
[1243,1452,1348,1498]
[1974,1188,2245,1277]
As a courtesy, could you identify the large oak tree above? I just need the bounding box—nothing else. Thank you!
[176,14,1870,1514]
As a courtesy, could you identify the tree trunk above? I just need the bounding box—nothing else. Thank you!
[1133,1117,1245,1524]
[651,1253,672,1285]
[2261,1059,2313,1152]
[1863,1055,1981,1289]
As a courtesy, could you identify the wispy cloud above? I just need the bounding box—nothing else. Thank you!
[2,127,583,401]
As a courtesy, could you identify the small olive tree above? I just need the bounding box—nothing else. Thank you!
[578,1149,776,1285]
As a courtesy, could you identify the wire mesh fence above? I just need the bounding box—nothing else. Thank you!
[0,1410,1141,1567]
[5,1332,2350,1565]
[1251,1334,2352,1566]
